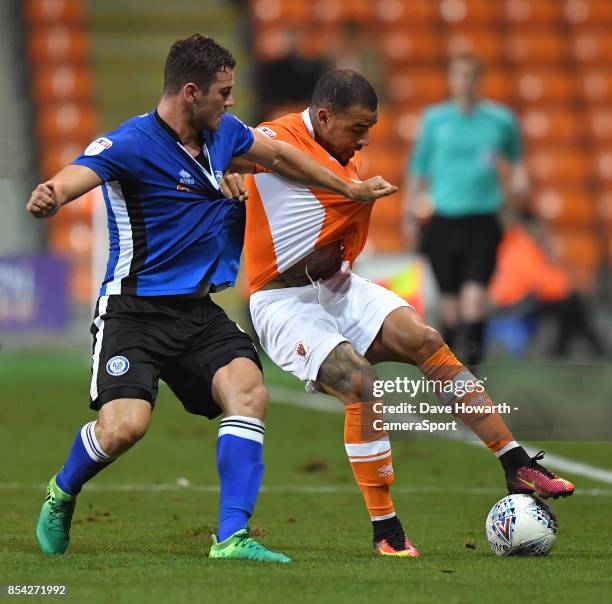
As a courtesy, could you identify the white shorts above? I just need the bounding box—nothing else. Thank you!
[249,265,411,385]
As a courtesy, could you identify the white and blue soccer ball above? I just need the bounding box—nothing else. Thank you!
[485,494,558,557]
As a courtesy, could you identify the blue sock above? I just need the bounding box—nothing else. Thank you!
[216,416,265,541]
[55,421,115,496]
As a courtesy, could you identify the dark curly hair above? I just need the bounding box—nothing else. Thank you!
[163,34,236,94]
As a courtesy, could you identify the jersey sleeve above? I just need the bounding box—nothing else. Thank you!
[501,111,523,163]
[408,111,434,178]
[225,114,255,157]
[71,130,143,182]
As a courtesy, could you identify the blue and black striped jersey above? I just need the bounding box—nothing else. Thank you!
[73,110,254,296]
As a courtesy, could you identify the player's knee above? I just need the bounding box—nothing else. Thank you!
[410,324,445,364]
[98,417,148,456]
[233,383,268,420]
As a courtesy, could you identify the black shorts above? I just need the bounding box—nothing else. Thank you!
[422,213,503,294]
[89,294,262,419]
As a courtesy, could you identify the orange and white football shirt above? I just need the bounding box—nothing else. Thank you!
[244,109,373,294]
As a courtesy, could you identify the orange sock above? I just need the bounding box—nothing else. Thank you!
[420,345,514,454]
[344,402,396,520]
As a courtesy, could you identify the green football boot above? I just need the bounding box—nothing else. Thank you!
[209,528,291,563]
[36,476,76,555]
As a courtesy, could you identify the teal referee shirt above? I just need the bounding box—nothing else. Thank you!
[408,101,523,217]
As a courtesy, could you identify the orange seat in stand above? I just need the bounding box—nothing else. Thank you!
[563,0,612,27]
[521,108,583,145]
[505,30,567,65]
[378,29,443,65]
[32,65,94,104]
[502,0,561,26]
[577,70,612,104]
[40,141,83,179]
[387,70,447,105]
[28,27,89,64]
[515,69,574,104]
[527,148,591,186]
[24,0,86,26]
[531,188,596,226]
[570,30,612,66]
[37,103,98,144]
[446,28,504,66]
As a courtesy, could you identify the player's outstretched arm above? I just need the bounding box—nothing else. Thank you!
[242,128,397,203]
[26,165,102,219]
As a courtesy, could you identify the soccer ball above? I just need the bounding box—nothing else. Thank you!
[485,494,558,557]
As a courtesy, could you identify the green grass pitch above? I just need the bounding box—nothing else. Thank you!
[1,352,611,603]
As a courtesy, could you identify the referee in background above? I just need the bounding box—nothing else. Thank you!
[404,53,529,371]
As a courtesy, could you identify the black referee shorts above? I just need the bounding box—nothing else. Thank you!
[89,294,262,419]
[422,213,503,295]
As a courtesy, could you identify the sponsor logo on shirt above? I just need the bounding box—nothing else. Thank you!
[257,126,277,138]
[378,463,394,478]
[179,169,195,185]
[84,137,113,156]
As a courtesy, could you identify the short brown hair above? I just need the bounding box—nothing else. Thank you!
[163,34,236,94]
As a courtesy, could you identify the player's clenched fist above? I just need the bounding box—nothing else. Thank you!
[26,181,60,219]
[348,176,398,204]
[220,172,248,202]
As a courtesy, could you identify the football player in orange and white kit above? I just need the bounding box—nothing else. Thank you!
[235,70,575,557]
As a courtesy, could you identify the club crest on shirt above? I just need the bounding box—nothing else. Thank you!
[214,170,224,186]
[84,137,113,156]
[106,355,130,376]
[295,341,309,359]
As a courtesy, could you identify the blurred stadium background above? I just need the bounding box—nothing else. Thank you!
[1,0,612,357]
[2,3,612,599]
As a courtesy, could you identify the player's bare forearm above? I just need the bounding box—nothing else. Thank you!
[269,140,351,193]
[505,162,530,206]
[226,156,256,174]
[51,165,102,205]
[243,129,398,203]
[26,165,102,219]
[402,176,428,243]
[405,176,427,215]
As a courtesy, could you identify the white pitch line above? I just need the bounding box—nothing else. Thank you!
[269,386,612,486]
[0,482,610,497]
